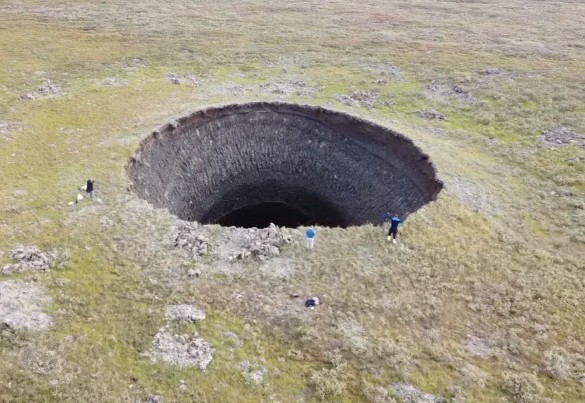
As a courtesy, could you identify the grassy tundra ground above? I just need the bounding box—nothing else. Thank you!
[0,0,584,401]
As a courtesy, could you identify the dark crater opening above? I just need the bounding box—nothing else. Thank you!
[127,102,442,228]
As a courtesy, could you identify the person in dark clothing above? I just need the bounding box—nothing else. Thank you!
[86,179,95,200]
[386,212,401,243]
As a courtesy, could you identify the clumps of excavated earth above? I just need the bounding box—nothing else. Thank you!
[172,222,296,262]
[2,245,69,275]
[143,304,213,370]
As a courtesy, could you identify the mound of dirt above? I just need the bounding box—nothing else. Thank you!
[144,327,213,370]
[229,224,295,261]
[165,304,206,323]
[0,280,52,331]
[538,127,585,148]
[2,245,69,275]
[171,223,209,259]
[19,80,61,100]
[335,90,379,109]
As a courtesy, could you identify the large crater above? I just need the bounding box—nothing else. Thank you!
[127,102,442,228]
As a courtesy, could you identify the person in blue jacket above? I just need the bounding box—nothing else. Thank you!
[386,212,401,244]
[306,226,316,250]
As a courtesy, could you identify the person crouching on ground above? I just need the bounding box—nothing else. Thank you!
[386,212,401,244]
[306,226,316,250]
[86,178,95,200]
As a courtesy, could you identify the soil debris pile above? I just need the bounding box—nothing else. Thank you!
[229,223,294,261]
[2,245,68,275]
[19,80,61,100]
[171,223,209,259]
[165,304,206,323]
[538,127,585,148]
[144,326,213,370]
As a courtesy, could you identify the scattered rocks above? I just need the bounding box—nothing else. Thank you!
[239,361,268,385]
[229,223,294,261]
[417,109,445,120]
[422,81,476,104]
[466,336,494,358]
[478,67,503,76]
[165,304,206,323]
[0,280,52,331]
[166,73,203,87]
[335,90,379,109]
[2,245,69,275]
[19,80,61,100]
[538,127,585,148]
[172,223,209,259]
[144,327,214,370]
[391,382,445,403]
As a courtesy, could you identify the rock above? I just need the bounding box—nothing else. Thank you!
[229,223,293,261]
[422,81,476,104]
[77,194,84,201]
[417,109,445,120]
[144,327,213,370]
[478,67,502,75]
[165,304,206,323]
[166,73,202,87]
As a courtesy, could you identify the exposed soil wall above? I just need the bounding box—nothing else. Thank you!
[127,102,442,227]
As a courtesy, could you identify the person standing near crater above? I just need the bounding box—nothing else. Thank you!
[386,212,401,244]
[306,226,316,250]
[86,178,95,200]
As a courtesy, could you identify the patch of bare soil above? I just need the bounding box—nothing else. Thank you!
[538,127,585,149]
[0,280,52,331]
[143,326,214,370]
[18,80,61,100]
[335,90,379,109]
[422,81,476,104]
[2,245,69,275]
[239,361,268,385]
[165,304,206,323]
